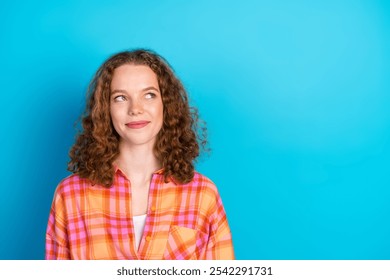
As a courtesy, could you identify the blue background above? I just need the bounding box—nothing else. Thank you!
[0,0,389,260]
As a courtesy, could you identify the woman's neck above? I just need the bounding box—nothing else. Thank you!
[114,141,161,184]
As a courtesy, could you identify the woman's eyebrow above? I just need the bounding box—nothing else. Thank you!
[111,86,160,94]
[142,86,160,92]
[111,89,128,95]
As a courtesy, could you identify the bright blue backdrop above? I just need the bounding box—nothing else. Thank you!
[0,0,389,260]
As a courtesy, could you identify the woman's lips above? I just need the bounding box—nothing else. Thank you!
[126,121,150,129]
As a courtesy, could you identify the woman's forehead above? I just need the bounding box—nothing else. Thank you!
[111,64,159,91]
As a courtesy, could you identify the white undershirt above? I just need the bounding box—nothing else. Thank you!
[133,214,147,250]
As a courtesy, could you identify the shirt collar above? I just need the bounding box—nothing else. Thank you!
[113,164,164,177]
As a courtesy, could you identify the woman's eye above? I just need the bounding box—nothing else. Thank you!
[113,95,126,102]
[145,92,156,99]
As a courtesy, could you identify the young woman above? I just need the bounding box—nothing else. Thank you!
[45,49,234,260]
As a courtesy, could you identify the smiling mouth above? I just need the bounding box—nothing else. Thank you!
[126,121,150,129]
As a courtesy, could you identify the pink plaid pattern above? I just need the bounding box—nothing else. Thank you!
[45,168,234,260]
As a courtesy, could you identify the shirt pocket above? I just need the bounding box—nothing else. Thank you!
[163,225,198,260]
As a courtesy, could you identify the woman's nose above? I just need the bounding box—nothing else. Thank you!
[128,100,143,115]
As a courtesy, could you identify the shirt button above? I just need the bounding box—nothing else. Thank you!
[145,235,151,242]
[151,206,156,212]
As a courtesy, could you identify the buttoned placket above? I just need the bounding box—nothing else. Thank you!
[120,171,159,260]
[136,173,159,259]
[117,175,137,259]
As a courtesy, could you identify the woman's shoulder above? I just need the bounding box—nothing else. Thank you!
[191,171,215,186]
[188,172,225,212]
[54,173,92,196]
[184,171,220,196]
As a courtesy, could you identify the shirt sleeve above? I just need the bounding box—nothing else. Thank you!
[204,188,235,260]
[45,187,70,260]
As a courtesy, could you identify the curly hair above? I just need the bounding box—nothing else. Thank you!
[68,49,207,187]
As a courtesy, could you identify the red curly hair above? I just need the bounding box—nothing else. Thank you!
[68,49,207,187]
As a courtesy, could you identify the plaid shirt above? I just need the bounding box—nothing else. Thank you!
[45,167,234,260]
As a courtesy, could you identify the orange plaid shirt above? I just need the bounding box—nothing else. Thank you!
[45,167,234,260]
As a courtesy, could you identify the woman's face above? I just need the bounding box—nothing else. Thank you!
[110,64,163,148]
